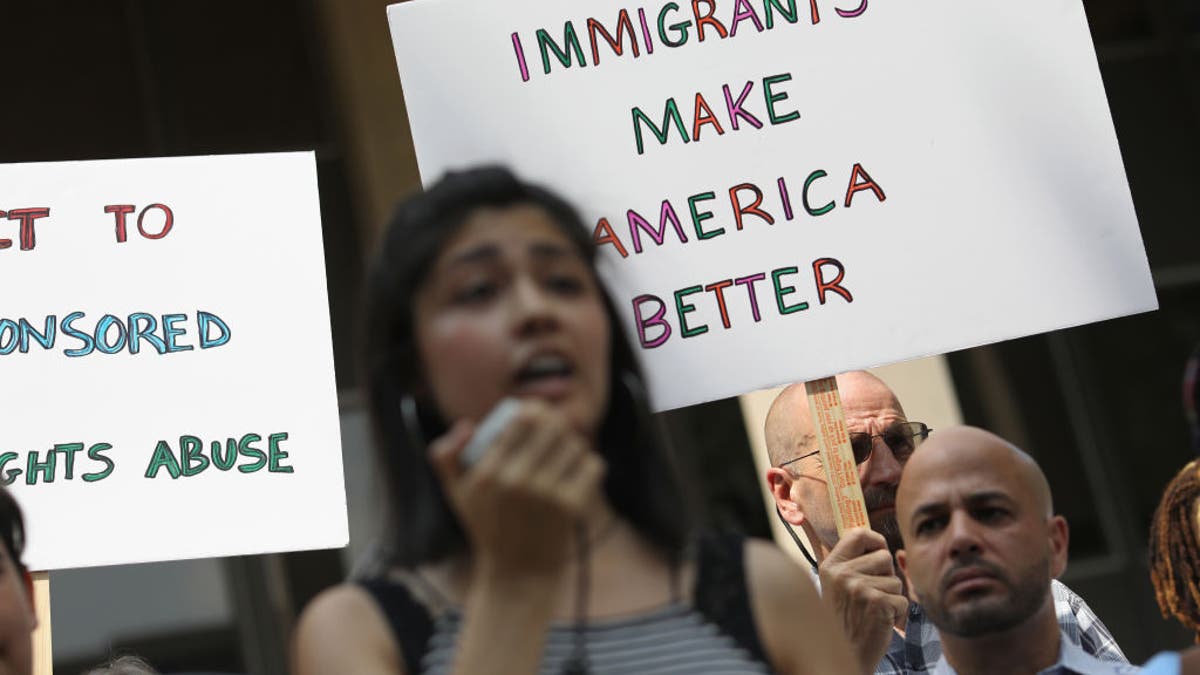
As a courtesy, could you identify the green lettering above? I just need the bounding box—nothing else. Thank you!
[145,440,182,479]
[238,433,267,474]
[803,170,835,216]
[537,23,587,74]
[763,73,800,125]
[763,0,798,28]
[0,453,20,486]
[53,442,84,480]
[772,266,810,314]
[211,439,238,471]
[180,435,209,477]
[688,191,724,239]
[25,451,56,485]
[657,2,692,46]
[268,433,294,474]
[84,443,114,482]
[632,99,690,155]
[674,285,709,338]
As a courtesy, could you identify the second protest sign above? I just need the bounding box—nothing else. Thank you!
[388,0,1157,410]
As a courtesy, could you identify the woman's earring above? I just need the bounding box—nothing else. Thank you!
[399,394,428,453]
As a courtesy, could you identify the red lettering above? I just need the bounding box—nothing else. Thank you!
[705,279,734,329]
[691,0,729,40]
[844,163,886,208]
[587,10,639,65]
[813,258,853,304]
[592,217,629,258]
[692,92,726,141]
[7,208,51,251]
[137,203,174,240]
[105,205,136,243]
[729,183,774,230]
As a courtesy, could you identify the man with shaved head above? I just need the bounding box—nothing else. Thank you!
[895,426,1138,674]
[764,372,1126,673]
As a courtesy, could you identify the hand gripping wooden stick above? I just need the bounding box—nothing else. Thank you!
[805,376,869,534]
[32,571,51,675]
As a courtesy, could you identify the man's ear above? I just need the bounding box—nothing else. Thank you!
[1047,515,1069,579]
[895,550,917,602]
[766,468,807,526]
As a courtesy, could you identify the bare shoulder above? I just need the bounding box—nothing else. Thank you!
[291,583,404,675]
[743,538,821,656]
[743,538,858,675]
[743,537,818,599]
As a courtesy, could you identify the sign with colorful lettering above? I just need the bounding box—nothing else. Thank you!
[0,152,348,570]
[388,0,1157,410]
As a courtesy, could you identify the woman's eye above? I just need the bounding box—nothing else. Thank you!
[452,280,497,304]
[546,274,584,294]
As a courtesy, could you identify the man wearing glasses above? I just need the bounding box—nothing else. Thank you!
[763,371,1126,674]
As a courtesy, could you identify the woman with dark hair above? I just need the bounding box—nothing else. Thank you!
[0,486,36,675]
[292,167,856,674]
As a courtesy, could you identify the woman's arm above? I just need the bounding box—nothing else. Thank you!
[291,585,404,675]
[745,539,862,675]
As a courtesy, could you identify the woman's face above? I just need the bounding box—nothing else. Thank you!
[413,204,612,438]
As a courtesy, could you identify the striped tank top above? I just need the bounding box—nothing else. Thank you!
[360,534,774,674]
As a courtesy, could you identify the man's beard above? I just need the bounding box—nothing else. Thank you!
[917,553,1050,638]
[865,484,902,553]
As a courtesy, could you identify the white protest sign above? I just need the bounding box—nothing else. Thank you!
[388,0,1157,411]
[0,152,347,570]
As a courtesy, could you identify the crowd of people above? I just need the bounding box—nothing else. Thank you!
[6,169,1198,673]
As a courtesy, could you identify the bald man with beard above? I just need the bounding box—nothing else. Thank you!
[895,426,1138,674]
[764,372,1126,674]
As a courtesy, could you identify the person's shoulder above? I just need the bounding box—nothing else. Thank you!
[1058,631,1140,675]
[744,536,799,579]
[741,536,820,596]
[1142,651,1182,675]
[291,583,403,675]
[739,537,860,675]
[1050,578,1092,625]
[1050,578,1128,663]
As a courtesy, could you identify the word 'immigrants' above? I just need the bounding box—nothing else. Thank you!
[510,0,870,82]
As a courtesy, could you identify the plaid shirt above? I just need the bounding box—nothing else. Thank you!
[873,580,1128,674]
[929,629,1140,674]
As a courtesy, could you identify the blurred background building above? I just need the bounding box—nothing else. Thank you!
[2,0,1198,671]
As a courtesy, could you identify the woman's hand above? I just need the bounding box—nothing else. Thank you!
[428,399,606,584]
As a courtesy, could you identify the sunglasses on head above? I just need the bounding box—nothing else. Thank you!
[779,421,931,468]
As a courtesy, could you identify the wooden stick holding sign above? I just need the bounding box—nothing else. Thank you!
[804,377,870,535]
[32,572,51,675]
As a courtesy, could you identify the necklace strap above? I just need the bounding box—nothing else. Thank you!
[402,568,456,616]
[563,520,591,675]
